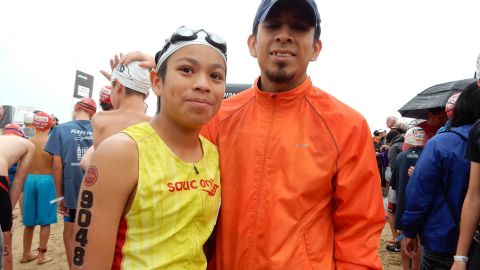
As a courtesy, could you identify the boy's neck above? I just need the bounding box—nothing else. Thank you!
[149,114,203,163]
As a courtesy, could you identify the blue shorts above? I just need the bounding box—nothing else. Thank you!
[22,174,57,227]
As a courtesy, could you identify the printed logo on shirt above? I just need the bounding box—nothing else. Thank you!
[71,129,93,142]
[295,143,310,148]
[167,179,219,197]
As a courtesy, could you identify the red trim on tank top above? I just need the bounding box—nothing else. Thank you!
[0,176,9,193]
[112,218,128,270]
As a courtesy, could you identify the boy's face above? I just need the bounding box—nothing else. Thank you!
[152,45,226,129]
[248,2,321,89]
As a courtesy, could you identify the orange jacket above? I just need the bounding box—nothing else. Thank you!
[202,77,384,270]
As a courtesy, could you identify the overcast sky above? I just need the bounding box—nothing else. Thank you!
[1,0,478,132]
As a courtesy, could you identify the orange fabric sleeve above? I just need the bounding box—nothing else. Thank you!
[333,119,385,270]
[200,114,220,145]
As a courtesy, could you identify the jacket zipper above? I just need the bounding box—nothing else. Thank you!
[246,95,276,269]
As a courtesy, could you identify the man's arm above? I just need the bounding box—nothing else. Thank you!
[9,140,35,209]
[72,133,138,269]
[52,155,67,215]
[333,119,384,270]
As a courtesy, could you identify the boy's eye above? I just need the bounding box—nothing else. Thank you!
[211,72,225,81]
[179,66,193,73]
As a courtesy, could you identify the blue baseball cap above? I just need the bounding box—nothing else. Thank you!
[252,0,321,39]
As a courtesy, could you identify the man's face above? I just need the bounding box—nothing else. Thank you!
[429,111,447,127]
[248,3,321,91]
[386,118,395,128]
[152,45,226,129]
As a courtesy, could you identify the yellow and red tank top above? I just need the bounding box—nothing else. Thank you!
[113,122,221,270]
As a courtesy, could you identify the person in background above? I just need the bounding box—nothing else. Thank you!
[23,112,35,139]
[387,116,398,130]
[402,82,480,270]
[389,127,426,269]
[79,61,151,171]
[20,112,57,266]
[417,107,447,142]
[99,85,114,112]
[450,56,480,270]
[0,123,35,270]
[44,97,96,269]
[438,92,461,134]
[50,116,59,131]
[385,128,404,246]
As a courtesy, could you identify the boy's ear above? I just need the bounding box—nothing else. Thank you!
[150,70,162,96]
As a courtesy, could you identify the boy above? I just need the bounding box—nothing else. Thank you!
[73,27,226,269]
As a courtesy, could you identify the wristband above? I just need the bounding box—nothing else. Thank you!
[50,196,64,204]
[453,255,468,262]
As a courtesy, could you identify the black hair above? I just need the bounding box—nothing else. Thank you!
[451,82,480,127]
[428,107,444,115]
[100,102,114,111]
[385,130,400,144]
[111,80,146,99]
[155,57,170,115]
[125,87,146,98]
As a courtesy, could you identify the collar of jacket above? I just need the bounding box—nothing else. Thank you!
[253,76,313,108]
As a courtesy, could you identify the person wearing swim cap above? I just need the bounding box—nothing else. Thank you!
[3,123,25,138]
[0,126,35,270]
[23,112,35,139]
[44,97,95,269]
[20,112,57,266]
[79,61,152,172]
[99,86,114,111]
[73,26,226,269]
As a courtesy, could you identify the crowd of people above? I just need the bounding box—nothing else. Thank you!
[374,77,480,269]
[0,0,479,269]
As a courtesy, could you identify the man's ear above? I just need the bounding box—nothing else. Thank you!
[150,70,162,97]
[310,39,322,61]
[247,34,258,58]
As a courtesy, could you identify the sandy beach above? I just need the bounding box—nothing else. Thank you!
[10,205,402,269]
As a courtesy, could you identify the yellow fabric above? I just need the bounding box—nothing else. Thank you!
[117,122,221,270]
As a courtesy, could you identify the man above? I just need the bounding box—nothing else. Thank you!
[387,115,398,130]
[72,26,226,269]
[44,97,96,269]
[20,112,57,265]
[92,60,151,148]
[201,0,384,269]
[0,124,35,270]
[22,112,35,139]
[79,62,151,171]
[417,107,447,142]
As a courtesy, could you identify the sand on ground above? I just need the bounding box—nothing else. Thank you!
[10,205,402,270]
